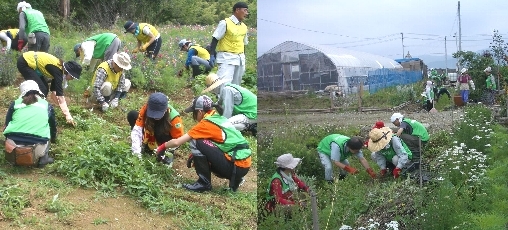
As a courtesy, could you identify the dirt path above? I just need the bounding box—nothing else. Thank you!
[258,107,465,134]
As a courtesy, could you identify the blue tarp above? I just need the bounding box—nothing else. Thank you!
[394,58,421,63]
[367,69,423,94]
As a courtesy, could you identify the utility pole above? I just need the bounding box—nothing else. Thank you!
[445,36,448,77]
[458,1,461,53]
[401,32,404,59]
[457,1,462,71]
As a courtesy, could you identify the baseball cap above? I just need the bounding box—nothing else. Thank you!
[184,95,213,113]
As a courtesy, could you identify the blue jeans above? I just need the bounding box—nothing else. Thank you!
[460,90,469,103]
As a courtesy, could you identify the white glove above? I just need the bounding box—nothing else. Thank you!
[110,98,119,108]
[101,102,109,112]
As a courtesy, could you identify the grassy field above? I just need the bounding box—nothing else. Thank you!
[257,94,508,229]
[0,24,258,229]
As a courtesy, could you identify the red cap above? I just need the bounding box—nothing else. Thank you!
[372,121,385,129]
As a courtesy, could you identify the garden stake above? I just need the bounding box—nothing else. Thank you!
[310,189,319,230]
[419,137,423,188]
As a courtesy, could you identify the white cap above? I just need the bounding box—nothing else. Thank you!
[484,66,491,72]
[460,68,468,74]
[390,113,404,123]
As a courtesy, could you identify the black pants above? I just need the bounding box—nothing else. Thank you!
[399,134,427,162]
[146,37,162,60]
[194,139,249,182]
[17,57,49,96]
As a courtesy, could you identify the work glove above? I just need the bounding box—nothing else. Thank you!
[156,143,166,155]
[366,168,377,179]
[83,89,90,98]
[101,102,109,112]
[393,167,402,179]
[141,43,149,52]
[66,117,76,127]
[343,165,359,175]
[132,47,139,53]
[109,98,119,108]
[379,169,387,176]
[186,154,194,168]
[17,40,24,51]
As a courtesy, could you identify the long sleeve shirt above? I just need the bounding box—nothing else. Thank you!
[93,60,125,103]
[267,173,309,209]
[218,85,243,119]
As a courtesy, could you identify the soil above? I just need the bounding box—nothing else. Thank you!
[258,104,465,135]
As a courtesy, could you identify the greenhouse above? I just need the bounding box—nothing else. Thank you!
[257,41,422,94]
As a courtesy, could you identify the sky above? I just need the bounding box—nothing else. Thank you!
[257,0,508,61]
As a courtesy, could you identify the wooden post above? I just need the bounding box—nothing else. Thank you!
[310,190,319,230]
[358,82,363,112]
[330,91,334,110]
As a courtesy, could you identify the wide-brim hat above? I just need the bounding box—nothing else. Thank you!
[113,52,132,70]
[63,61,82,80]
[460,68,468,74]
[146,92,168,119]
[367,127,393,152]
[19,80,43,98]
[274,153,301,170]
[201,73,229,93]
[484,67,492,72]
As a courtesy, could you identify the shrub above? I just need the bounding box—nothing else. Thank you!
[0,52,18,86]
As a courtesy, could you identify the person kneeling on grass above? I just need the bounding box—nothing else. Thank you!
[368,127,412,178]
[317,134,377,183]
[155,95,251,192]
[128,92,184,165]
[2,80,56,168]
[265,153,310,214]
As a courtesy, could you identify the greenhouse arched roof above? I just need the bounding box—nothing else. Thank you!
[264,41,403,69]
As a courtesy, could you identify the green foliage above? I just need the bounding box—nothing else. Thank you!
[0,52,19,86]
[259,104,508,228]
[0,177,32,220]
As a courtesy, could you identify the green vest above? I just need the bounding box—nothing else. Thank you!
[23,8,50,35]
[168,104,179,120]
[317,134,351,161]
[402,118,429,142]
[486,75,496,90]
[3,97,50,139]
[204,113,251,160]
[266,172,290,201]
[226,83,257,119]
[85,33,117,60]
[377,135,412,160]
[189,45,210,60]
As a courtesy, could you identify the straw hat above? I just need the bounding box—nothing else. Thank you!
[367,127,393,152]
[274,153,301,170]
[201,73,228,93]
[113,52,132,70]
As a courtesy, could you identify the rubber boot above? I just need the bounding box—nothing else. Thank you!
[38,152,54,168]
[183,156,212,192]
